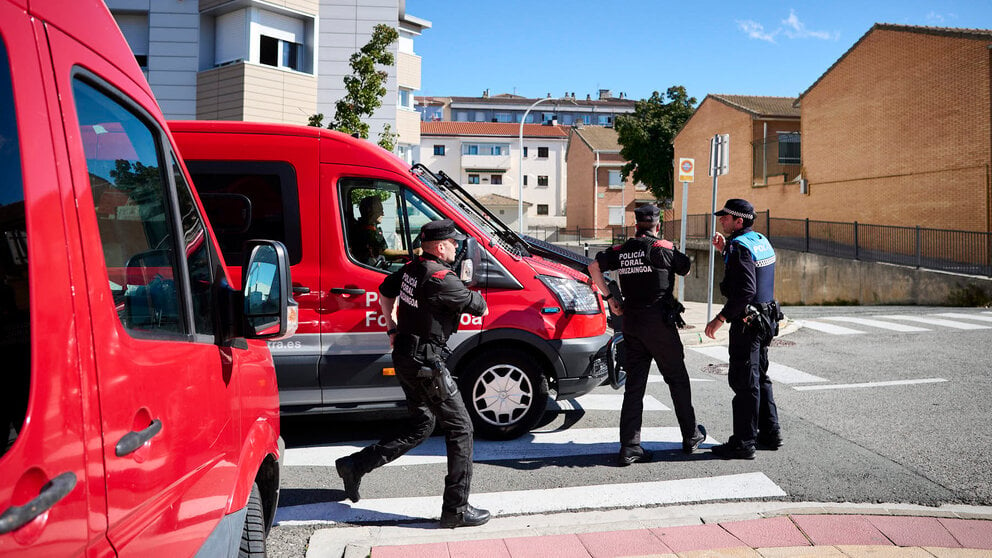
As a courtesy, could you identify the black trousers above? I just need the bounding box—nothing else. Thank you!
[349,352,474,513]
[620,309,697,447]
[727,321,780,446]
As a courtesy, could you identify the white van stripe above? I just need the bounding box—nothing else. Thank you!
[275,472,785,525]
[793,378,948,391]
[822,316,929,332]
[284,427,700,468]
[798,320,866,335]
[877,315,991,330]
[690,346,827,384]
[933,313,992,323]
[550,394,668,412]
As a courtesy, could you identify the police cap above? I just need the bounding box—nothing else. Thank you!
[714,198,755,220]
[634,204,660,223]
[421,219,466,242]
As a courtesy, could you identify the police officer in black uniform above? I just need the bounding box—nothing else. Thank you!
[335,219,491,528]
[704,199,783,460]
[589,204,706,466]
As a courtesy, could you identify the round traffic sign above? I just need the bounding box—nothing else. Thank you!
[681,160,693,173]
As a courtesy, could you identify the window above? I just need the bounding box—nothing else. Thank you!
[608,206,624,226]
[523,175,528,186]
[463,144,479,155]
[494,112,512,123]
[537,175,549,187]
[491,175,502,185]
[537,204,549,216]
[598,115,611,125]
[778,132,801,164]
[537,146,549,158]
[523,147,528,157]
[491,145,502,156]
[562,114,573,125]
[114,12,149,70]
[474,111,485,122]
[456,111,468,121]
[541,112,556,124]
[282,40,301,70]
[171,155,220,336]
[608,170,622,189]
[433,145,445,156]
[399,89,413,109]
[259,35,278,67]
[468,174,480,184]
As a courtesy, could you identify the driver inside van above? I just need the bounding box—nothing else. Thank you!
[351,195,411,266]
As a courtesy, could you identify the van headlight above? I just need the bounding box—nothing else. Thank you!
[538,275,600,314]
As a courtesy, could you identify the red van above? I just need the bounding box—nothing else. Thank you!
[0,1,294,556]
[170,120,614,439]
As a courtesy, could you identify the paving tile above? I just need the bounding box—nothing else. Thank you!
[925,548,992,557]
[938,518,992,550]
[372,541,448,558]
[577,528,672,558]
[650,523,747,552]
[866,516,960,548]
[678,547,762,557]
[835,545,934,557]
[756,546,849,557]
[447,538,511,558]
[790,515,892,546]
[502,533,591,558]
[720,516,811,548]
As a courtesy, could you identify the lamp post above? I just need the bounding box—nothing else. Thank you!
[518,97,562,235]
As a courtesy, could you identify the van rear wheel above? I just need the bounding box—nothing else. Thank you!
[459,349,548,440]
[239,483,266,558]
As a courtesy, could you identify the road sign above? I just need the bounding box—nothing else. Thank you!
[709,134,729,177]
[678,158,694,183]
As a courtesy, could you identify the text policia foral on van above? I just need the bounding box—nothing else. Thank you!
[362,291,484,328]
[618,249,653,275]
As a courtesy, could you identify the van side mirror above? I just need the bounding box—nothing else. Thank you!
[458,237,481,287]
[241,240,298,339]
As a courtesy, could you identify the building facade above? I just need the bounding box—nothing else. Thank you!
[565,126,651,231]
[419,122,568,230]
[417,89,636,127]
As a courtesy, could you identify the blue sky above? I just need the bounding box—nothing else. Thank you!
[409,0,991,102]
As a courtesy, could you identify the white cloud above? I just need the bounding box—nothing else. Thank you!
[781,9,836,40]
[926,11,945,23]
[737,20,778,43]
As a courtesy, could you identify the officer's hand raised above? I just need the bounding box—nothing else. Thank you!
[711,232,726,252]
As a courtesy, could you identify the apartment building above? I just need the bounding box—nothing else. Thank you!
[565,126,651,231]
[105,0,429,159]
[417,89,636,127]
[419,122,569,230]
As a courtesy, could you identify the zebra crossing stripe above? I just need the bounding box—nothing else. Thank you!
[822,316,929,332]
[275,472,786,525]
[550,394,669,411]
[933,313,992,324]
[798,320,865,335]
[876,315,991,330]
[283,427,707,468]
[793,378,948,391]
[690,346,828,384]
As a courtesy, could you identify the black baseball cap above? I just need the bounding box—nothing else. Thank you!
[714,198,755,220]
[634,204,660,223]
[421,219,467,241]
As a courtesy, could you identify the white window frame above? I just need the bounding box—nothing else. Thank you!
[608,206,624,226]
[608,170,622,190]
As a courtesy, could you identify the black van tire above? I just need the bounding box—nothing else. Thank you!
[459,349,549,440]
[239,483,266,558]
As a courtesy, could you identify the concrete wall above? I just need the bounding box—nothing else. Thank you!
[682,239,992,306]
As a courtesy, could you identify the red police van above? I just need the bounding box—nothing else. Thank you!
[0,1,294,556]
[170,120,614,439]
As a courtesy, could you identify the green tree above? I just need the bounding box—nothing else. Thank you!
[308,24,399,151]
[615,86,697,201]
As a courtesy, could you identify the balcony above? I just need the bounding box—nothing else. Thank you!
[461,153,511,170]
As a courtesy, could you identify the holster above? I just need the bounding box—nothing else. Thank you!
[421,354,457,403]
[742,300,782,341]
[394,334,456,403]
[661,298,686,328]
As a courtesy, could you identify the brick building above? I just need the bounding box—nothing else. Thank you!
[565,126,652,231]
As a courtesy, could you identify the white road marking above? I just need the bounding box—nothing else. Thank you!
[648,375,715,383]
[876,315,991,330]
[798,320,866,335]
[822,316,930,332]
[275,472,786,525]
[933,313,992,324]
[550,394,669,412]
[690,346,828,384]
[793,378,948,391]
[284,427,708,468]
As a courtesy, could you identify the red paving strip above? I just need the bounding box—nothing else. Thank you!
[720,515,811,548]
[650,523,746,552]
[867,516,961,548]
[372,541,448,558]
[938,517,992,549]
[577,528,673,557]
[790,514,892,546]
[501,533,592,558]
[448,537,511,558]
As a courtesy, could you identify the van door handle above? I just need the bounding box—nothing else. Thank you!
[330,287,365,295]
[0,472,77,534]
[293,285,311,294]
[115,418,163,457]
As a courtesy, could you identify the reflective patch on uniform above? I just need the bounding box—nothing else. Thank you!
[755,254,776,267]
[431,269,452,279]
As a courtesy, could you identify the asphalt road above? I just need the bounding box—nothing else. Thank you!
[267,305,992,557]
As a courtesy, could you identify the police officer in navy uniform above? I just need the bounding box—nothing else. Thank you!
[336,219,491,528]
[705,199,783,460]
[589,204,706,466]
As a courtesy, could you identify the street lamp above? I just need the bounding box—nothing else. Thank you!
[518,97,564,235]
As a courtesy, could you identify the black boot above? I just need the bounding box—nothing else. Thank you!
[683,424,707,454]
[440,505,491,528]
[335,456,362,502]
[618,445,653,466]
[756,430,783,450]
[711,438,756,460]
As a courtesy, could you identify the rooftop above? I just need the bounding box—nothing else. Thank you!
[421,121,569,138]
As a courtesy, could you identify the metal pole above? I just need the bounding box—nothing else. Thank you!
[678,180,688,301]
[707,156,719,322]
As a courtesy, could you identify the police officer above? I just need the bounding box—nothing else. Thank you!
[335,219,491,528]
[704,199,783,460]
[589,204,706,466]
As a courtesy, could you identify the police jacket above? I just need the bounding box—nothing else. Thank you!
[379,253,487,346]
[719,228,776,321]
[595,232,691,309]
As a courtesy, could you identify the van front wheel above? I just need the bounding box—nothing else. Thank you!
[459,349,548,440]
